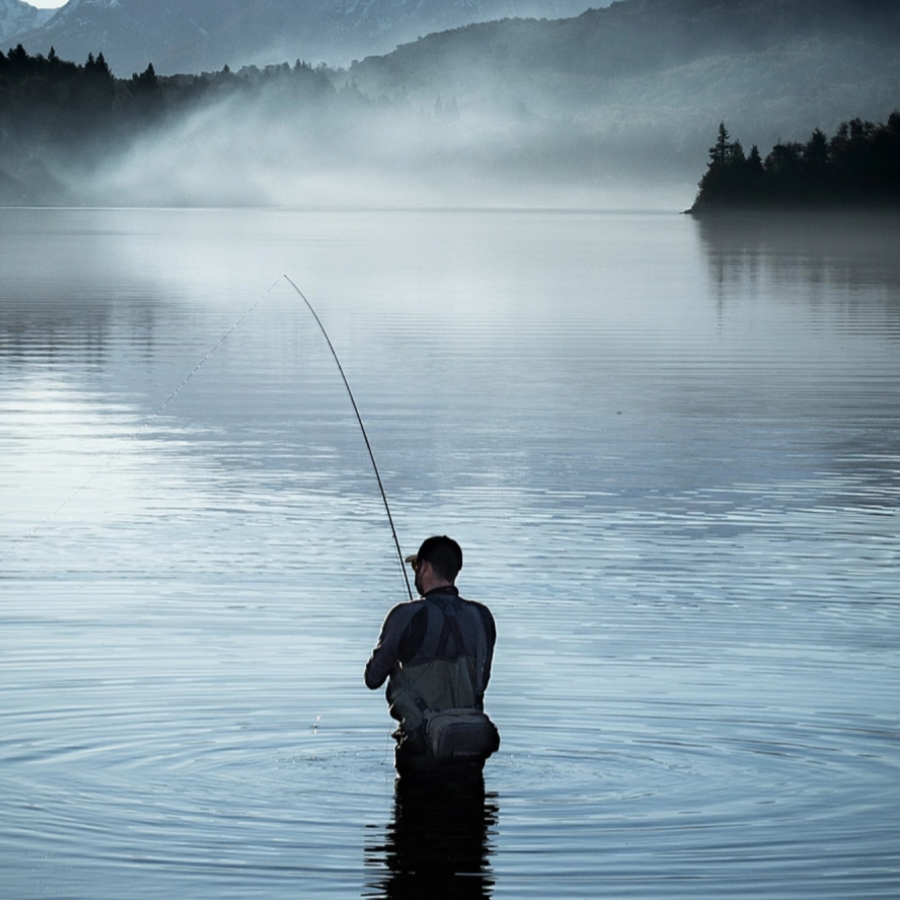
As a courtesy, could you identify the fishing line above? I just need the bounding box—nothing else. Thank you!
[283,275,413,600]
[1,277,281,565]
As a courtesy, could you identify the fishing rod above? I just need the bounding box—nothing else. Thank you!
[6,275,414,601]
[283,275,413,600]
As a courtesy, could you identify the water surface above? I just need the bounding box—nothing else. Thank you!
[1,208,898,898]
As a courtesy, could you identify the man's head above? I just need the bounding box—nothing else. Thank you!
[412,535,463,594]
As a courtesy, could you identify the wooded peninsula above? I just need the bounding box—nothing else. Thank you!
[689,116,900,213]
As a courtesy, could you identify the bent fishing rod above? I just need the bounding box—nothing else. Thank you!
[283,275,413,600]
[5,275,415,601]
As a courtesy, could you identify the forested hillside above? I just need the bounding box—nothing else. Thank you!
[348,0,899,124]
[0,45,340,204]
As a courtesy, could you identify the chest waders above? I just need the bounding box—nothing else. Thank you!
[388,599,499,762]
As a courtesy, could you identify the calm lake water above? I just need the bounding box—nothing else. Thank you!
[1,208,898,899]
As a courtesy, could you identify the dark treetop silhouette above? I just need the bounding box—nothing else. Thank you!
[689,114,900,213]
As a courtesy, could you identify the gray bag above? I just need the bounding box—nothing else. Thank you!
[425,708,500,761]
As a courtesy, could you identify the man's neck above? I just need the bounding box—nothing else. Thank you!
[423,582,457,597]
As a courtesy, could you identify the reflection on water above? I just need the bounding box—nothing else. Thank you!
[364,776,498,900]
[696,210,900,300]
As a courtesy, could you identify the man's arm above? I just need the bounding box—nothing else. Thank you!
[364,605,404,690]
[477,603,497,694]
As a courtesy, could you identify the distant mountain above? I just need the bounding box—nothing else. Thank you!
[0,0,54,44]
[350,0,900,101]
[346,0,900,172]
[3,0,600,75]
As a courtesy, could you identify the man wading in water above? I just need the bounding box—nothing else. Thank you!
[365,535,499,778]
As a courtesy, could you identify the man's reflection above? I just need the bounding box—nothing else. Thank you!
[364,773,499,900]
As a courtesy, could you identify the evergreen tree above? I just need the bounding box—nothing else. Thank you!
[710,121,731,165]
[9,44,29,68]
[95,52,112,78]
[131,62,158,91]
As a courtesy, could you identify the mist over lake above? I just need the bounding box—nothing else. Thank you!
[1,206,898,898]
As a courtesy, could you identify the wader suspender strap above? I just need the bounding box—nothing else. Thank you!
[411,599,466,717]
[435,601,465,659]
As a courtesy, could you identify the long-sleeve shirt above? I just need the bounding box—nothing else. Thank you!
[365,585,496,732]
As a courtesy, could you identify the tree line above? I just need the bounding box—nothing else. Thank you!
[0,43,336,133]
[0,45,338,202]
[690,115,900,212]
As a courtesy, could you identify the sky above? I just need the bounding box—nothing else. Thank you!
[30,1,66,7]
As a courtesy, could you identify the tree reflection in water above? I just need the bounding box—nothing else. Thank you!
[364,773,499,899]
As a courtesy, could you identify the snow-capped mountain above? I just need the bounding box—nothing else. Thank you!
[0,0,55,45]
[3,0,599,75]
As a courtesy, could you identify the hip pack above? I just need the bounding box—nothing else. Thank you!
[425,708,500,762]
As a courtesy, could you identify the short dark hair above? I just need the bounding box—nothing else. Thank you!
[416,535,463,583]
